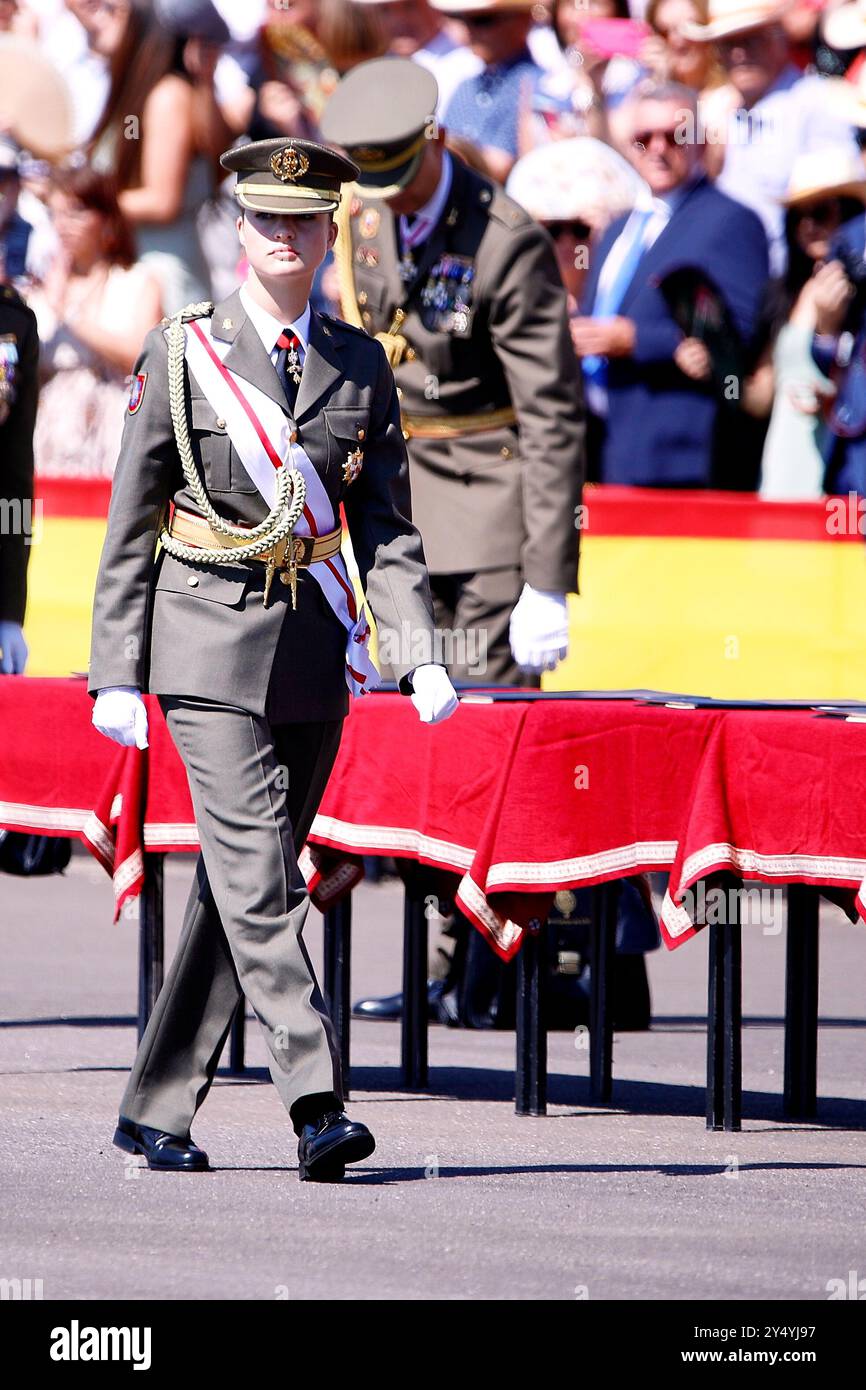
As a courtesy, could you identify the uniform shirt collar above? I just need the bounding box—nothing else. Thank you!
[403,150,453,236]
[239,282,312,355]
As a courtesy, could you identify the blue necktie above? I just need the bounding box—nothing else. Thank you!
[583,209,653,389]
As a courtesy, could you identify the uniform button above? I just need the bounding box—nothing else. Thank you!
[402,429,410,440]
[396,386,403,399]
[187,575,199,587]
[405,347,416,361]
[362,311,371,325]
[279,571,293,586]
[358,290,368,306]
[289,430,298,443]
[357,428,365,440]
[500,447,512,459]
[215,417,226,429]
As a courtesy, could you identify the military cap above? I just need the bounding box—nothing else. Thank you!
[219,137,360,215]
[320,58,439,201]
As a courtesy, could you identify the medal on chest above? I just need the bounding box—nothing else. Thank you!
[420,255,475,334]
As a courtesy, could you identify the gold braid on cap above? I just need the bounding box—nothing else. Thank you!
[158,302,306,565]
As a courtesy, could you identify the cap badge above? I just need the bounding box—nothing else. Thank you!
[270,144,310,183]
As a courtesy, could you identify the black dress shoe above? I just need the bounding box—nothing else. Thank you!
[352,979,445,1022]
[297,1110,375,1183]
[113,1116,209,1172]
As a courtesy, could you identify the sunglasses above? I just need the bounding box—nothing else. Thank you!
[792,199,841,226]
[632,128,682,150]
[456,12,510,28]
[545,219,592,241]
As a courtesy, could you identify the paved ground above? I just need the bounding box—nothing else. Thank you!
[1,847,866,1301]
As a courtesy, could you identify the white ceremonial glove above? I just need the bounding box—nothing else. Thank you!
[92,686,149,749]
[0,620,28,674]
[509,584,569,673]
[410,663,459,725]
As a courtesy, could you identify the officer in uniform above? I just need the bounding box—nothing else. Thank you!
[88,136,458,1181]
[0,282,38,675]
[321,56,585,687]
[321,58,585,1020]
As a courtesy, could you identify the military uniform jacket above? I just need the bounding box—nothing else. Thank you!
[0,286,38,626]
[87,290,437,721]
[343,155,585,591]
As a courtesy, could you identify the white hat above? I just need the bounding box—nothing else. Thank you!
[780,147,866,208]
[822,0,866,51]
[506,137,648,229]
[682,0,793,42]
[430,1,536,14]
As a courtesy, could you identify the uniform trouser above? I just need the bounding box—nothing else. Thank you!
[119,698,344,1137]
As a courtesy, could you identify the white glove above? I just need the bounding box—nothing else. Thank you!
[410,663,459,724]
[0,620,28,674]
[92,686,149,749]
[509,584,569,672]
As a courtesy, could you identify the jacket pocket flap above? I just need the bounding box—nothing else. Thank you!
[155,550,251,607]
[189,396,227,433]
[324,406,370,441]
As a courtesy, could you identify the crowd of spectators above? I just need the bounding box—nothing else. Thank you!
[2,0,866,497]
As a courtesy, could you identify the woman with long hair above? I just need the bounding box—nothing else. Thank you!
[86,0,231,313]
[31,165,162,479]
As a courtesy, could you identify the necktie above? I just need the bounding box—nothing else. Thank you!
[583,209,654,390]
[275,330,302,411]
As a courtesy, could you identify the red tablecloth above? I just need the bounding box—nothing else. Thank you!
[2,677,865,955]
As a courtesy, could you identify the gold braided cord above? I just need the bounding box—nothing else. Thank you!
[333,190,365,329]
[158,301,307,566]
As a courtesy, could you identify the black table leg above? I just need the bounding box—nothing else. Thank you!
[228,999,246,1075]
[706,877,742,1132]
[323,895,352,1098]
[784,884,819,1120]
[137,852,165,1042]
[515,921,547,1115]
[401,882,428,1090]
[589,882,617,1102]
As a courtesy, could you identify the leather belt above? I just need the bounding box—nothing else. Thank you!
[401,405,517,440]
[167,508,342,567]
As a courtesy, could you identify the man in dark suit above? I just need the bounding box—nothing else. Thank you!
[0,282,38,674]
[573,81,770,488]
[89,137,458,1182]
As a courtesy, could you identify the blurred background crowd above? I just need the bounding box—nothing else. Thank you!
[3,0,866,496]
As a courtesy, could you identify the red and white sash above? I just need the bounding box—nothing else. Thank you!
[175,314,379,697]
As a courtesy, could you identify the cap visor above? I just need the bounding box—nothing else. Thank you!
[351,148,425,202]
[235,189,340,214]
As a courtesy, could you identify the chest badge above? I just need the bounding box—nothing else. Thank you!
[359,207,380,239]
[343,447,364,485]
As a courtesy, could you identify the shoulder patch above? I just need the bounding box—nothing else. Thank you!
[127,372,147,414]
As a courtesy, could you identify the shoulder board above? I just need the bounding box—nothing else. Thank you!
[486,188,533,232]
[175,300,215,324]
[0,284,35,318]
[320,312,371,341]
